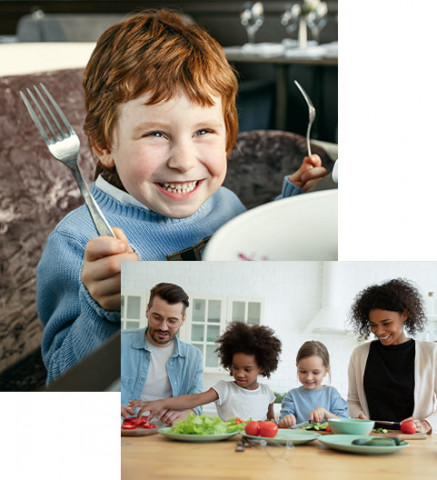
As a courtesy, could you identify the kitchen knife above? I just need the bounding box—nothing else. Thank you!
[372,420,401,428]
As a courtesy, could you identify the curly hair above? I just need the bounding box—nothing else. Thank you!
[348,278,427,339]
[215,322,282,378]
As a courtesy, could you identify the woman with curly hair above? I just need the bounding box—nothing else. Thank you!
[130,322,282,421]
[347,278,437,434]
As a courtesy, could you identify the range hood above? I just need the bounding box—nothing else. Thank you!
[302,263,353,336]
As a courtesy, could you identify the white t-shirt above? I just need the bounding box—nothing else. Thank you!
[140,341,174,401]
[212,380,275,421]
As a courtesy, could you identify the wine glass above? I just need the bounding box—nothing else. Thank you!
[306,2,328,44]
[280,4,301,36]
[240,2,265,44]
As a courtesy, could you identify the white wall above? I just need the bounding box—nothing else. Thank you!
[122,261,437,412]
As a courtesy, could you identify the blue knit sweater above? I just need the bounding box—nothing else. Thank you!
[37,177,301,384]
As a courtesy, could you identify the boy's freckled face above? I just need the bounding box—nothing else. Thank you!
[99,91,227,218]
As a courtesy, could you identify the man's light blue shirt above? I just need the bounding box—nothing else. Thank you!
[121,328,203,415]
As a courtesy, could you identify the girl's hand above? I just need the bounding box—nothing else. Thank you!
[279,414,296,428]
[401,417,431,434]
[159,409,193,426]
[288,154,327,192]
[82,227,138,311]
[310,407,328,424]
[129,399,165,418]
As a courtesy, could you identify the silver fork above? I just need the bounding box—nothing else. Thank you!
[20,83,115,238]
[294,80,316,157]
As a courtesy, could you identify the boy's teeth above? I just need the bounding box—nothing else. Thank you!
[161,181,197,193]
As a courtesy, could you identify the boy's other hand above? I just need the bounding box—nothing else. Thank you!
[288,154,327,192]
[82,227,138,311]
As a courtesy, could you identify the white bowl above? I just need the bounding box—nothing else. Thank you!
[203,189,337,261]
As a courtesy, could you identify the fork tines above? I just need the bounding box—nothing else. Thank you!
[20,83,74,145]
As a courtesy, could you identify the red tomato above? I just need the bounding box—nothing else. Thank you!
[400,420,417,434]
[325,426,332,433]
[245,421,260,436]
[235,417,244,425]
[259,421,279,438]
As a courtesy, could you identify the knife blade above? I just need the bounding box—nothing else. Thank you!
[291,421,310,429]
[372,420,401,428]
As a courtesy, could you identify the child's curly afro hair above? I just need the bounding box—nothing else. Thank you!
[215,322,282,378]
[348,278,427,340]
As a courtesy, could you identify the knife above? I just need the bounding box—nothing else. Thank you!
[372,420,401,428]
[291,421,311,429]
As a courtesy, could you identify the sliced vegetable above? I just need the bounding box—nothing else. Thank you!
[122,416,157,430]
[305,421,328,431]
[374,428,389,434]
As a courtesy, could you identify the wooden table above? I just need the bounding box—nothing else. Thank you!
[121,432,436,480]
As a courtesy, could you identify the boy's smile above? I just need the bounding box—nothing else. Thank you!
[95,91,227,218]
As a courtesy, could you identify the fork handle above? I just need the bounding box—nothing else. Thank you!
[306,125,312,158]
[70,166,116,238]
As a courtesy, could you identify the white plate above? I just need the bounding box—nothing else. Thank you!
[203,190,337,261]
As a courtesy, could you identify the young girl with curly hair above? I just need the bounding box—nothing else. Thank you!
[278,340,348,427]
[347,278,437,434]
[130,322,282,421]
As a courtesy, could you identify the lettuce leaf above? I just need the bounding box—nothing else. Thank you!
[168,413,246,435]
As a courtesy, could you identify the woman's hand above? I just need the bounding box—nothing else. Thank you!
[288,154,327,192]
[82,227,138,311]
[279,414,296,428]
[357,412,369,420]
[401,417,432,434]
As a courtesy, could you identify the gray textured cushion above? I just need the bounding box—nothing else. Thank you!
[0,68,94,374]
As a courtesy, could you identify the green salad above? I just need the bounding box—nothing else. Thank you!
[167,413,246,435]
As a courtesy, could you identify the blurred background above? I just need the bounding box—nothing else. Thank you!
[0,0,338,142]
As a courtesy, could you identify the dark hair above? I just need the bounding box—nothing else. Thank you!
[215,322,282,378]
[348,278,427,339]
[148,282,189,314]
[296,340,330,367]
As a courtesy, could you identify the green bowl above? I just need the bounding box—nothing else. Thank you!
[328,419,375,435]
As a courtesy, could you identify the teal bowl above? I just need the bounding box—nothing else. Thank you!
[328,418,375,435]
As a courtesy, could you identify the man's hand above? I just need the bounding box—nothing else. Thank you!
[288,154,327,192]
[82,227,138,311]
[121,405,135,418]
